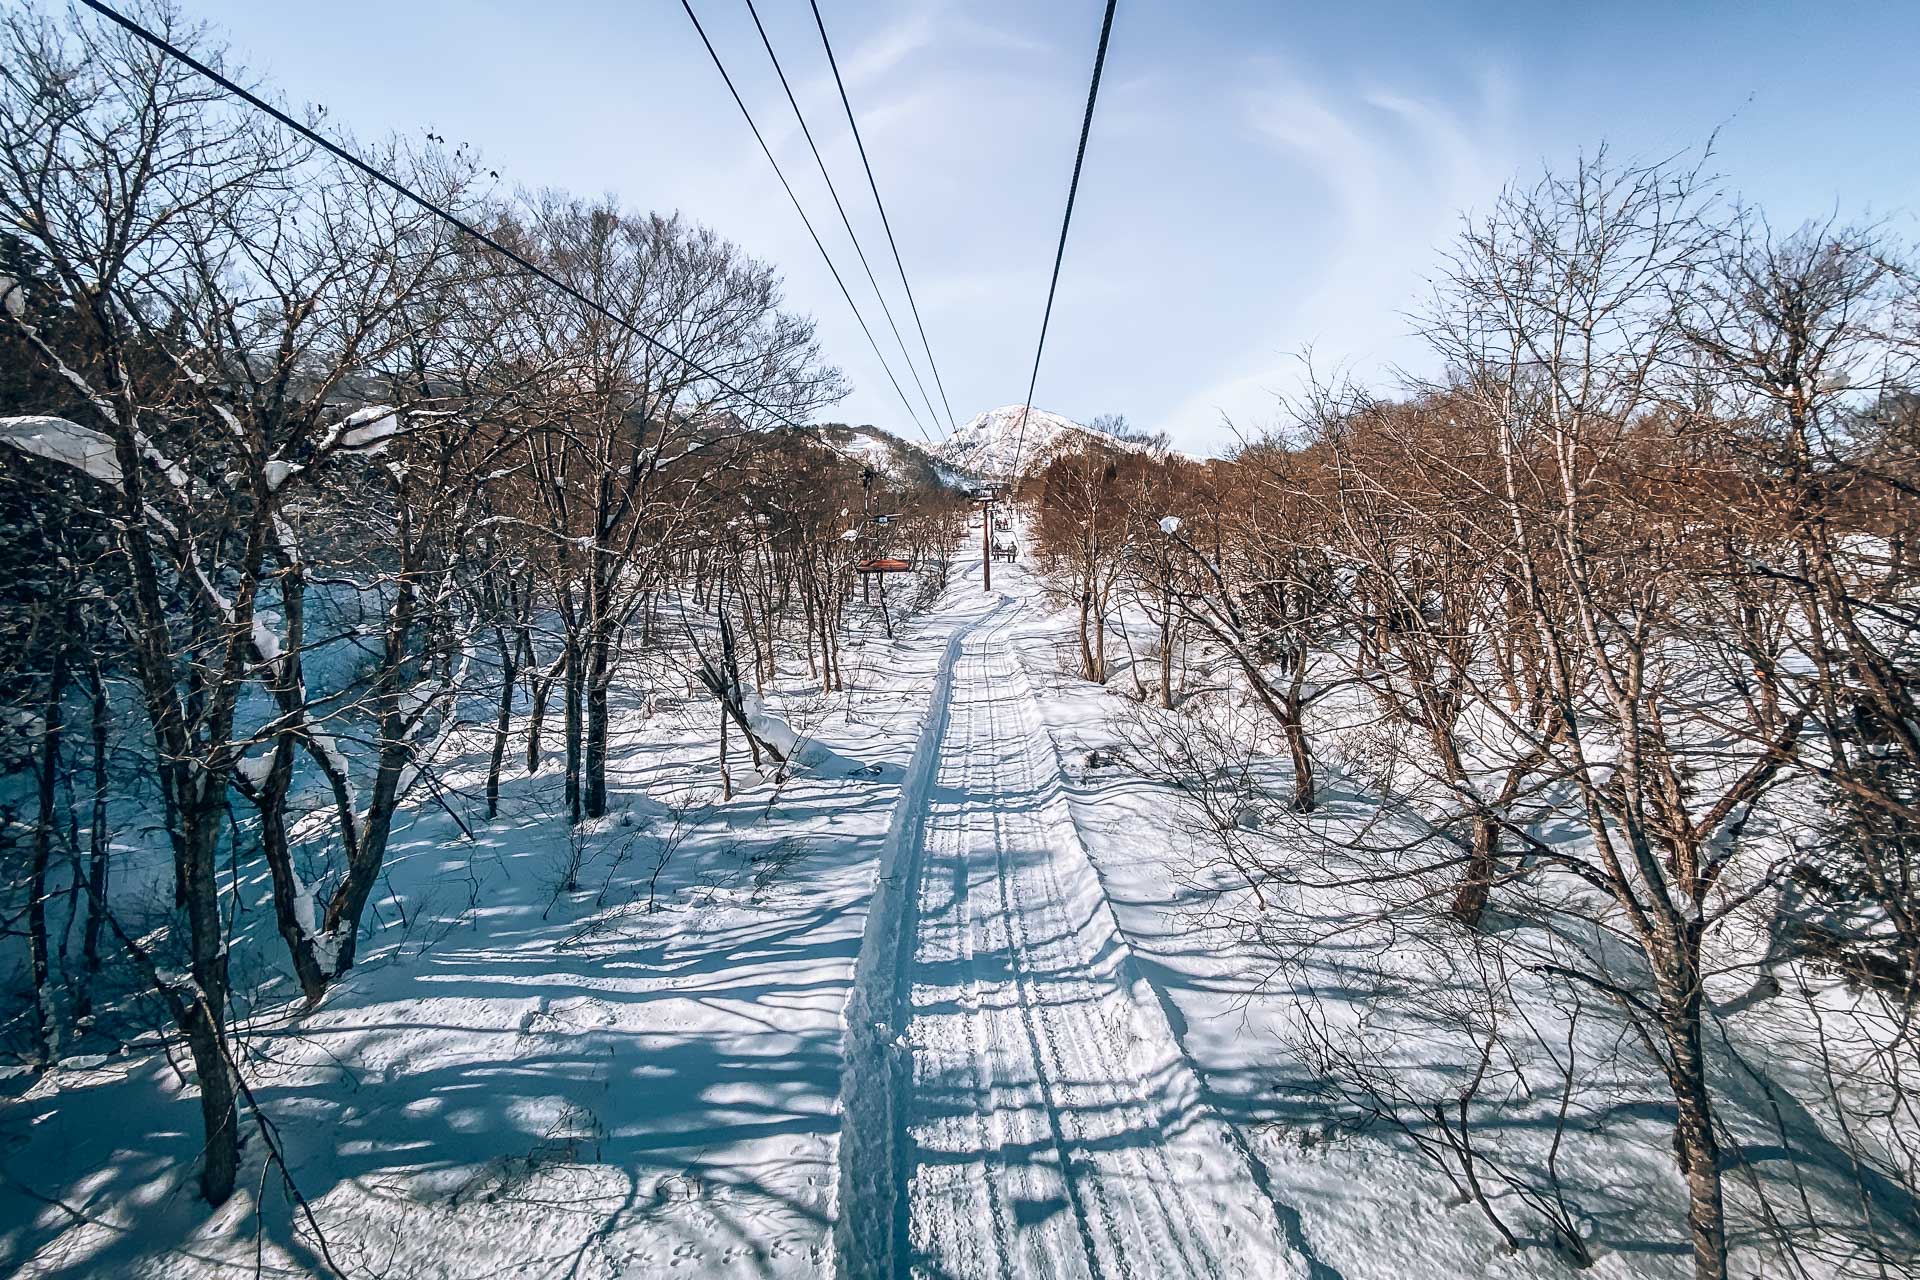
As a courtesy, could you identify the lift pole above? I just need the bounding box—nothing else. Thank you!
[862,467,873,606]
[981,495,993,594]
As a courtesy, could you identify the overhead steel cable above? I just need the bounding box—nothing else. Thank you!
[71,0,876,469]
[742,0,941,443]
[1006,0,1120,483]
[680,0,930,442]
[806,0,959,438]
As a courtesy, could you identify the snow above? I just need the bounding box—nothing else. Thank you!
[0,414,122,485]
[337,404,400,450]
[5,535,1906,1279]
[841,433,896,469]
[233,751,274,788]
[3,574,985,1279]
[0,272,24,317]
[874,608,1303,1278]
[814,424,940,480]
[935,405,1146,479]
[832,590,1000,1278]
[0,413,190,492]
[739,691,801,761]
[250,611,284,666]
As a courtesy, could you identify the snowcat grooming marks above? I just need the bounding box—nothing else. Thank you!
[839,590,1304,1280]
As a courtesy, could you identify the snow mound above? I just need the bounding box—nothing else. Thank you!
[741,692,801,761]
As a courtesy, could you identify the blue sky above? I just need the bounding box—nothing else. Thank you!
[185,0,1920,454]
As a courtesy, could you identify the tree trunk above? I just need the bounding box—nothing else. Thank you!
[255,750,329,1006]
[181,991,239,1206]
[1158,598,1175,709]
[254,572,330,1003]
[526,649,565,773]
[321,576,423,976]
[179,794,239,1205]
[1283,662,1316,813]
[1078,591,1098,682]
[75,656,110,1025]
[564,637,584,822]
[1224,636,1317,814]
[88,368,242,1204]
[487,626,517,819]
[800,578,819,681]
[1451,814,1499,927]
[1094,583,1110,682]
[585,629,610,819]
[819,582,836,692]
[825,581,843,693]
[583,544,618,821]
[1283,715,1316,813]
[1661,950,1729,1280]
[29,627,68,1066]
[324,728,406,977]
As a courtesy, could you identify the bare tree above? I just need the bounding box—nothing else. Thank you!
[506,198,843,820]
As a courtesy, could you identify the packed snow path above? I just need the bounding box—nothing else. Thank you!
[871,606,1300,1280]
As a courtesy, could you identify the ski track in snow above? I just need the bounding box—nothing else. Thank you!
[8,558,1308,1280]
[879,605,1301,1280]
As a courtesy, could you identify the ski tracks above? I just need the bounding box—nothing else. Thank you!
[841,606,1302,1280]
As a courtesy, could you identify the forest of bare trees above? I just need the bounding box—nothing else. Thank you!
[2,3,1917,1279]
[1024,153,1919,1279]
[0,1,961,1215]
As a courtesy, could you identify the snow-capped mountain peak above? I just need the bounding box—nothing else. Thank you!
[935,405,1133,478]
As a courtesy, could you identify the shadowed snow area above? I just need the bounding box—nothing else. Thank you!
[1,584,968,1278]
[9,550,1903,1280]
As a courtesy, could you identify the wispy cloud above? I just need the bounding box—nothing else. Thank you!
[1162,64,1514,446]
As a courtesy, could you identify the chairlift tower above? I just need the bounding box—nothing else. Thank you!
[974,483,1004,594]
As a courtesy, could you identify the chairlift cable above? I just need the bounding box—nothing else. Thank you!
[808,0,961,438]
[743,0,942,444]
[680,0,931,443]
[74,0,874,472]
[1006,0,1120,484]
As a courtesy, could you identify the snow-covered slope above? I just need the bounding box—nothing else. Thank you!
[812,421,953,487]
[935,405,1138,478]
